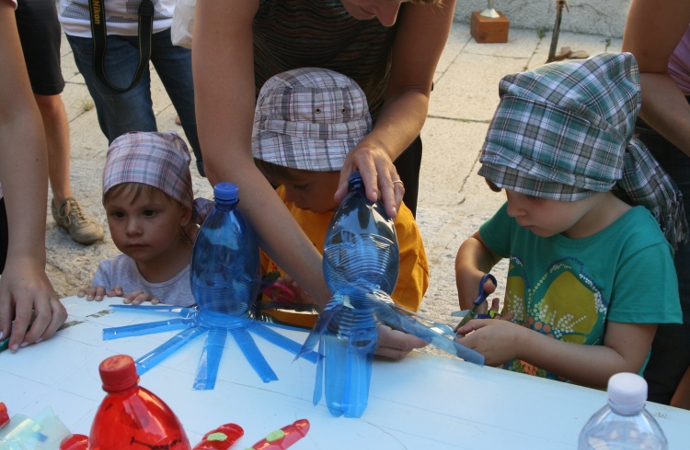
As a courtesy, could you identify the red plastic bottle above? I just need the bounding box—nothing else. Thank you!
[89,354,191,450]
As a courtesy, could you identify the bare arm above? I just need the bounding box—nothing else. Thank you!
[334,0,457,217]
[622,0,690,156]
[459,319,656,388]
[192,0,331,307]
[455,231,502,310]
[0,2,66,351]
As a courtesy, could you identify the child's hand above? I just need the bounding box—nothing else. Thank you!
[122,290,161,306]
[477,297,513,318]
[456,316,524,366]
[77,286,107,301]
[375,324,428,360]
[271,276,315,305]
[77,286,128,301]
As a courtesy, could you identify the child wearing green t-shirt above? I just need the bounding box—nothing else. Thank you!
[454,53,685,388]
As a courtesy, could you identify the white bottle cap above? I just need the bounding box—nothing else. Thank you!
[607,372,647,415]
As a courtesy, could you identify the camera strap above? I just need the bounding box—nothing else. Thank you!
[88,0,154,93]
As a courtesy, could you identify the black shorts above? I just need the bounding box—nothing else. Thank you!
[15,0,65,96]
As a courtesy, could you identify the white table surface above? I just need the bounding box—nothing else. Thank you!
[1,297,688,449]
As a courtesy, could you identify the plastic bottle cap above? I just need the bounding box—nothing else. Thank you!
[99,355,139,392]
[347,170,364,193]
[348,171,362,184]
[0,402,8,427]
[607,372,647,415]
[213,182,239,202]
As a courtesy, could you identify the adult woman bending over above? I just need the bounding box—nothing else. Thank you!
[193,0,455,359]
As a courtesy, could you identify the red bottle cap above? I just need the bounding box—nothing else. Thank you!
[99,355,139,392]
[0,402,9,427]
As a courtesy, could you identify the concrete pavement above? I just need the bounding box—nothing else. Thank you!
[47,22,622,355]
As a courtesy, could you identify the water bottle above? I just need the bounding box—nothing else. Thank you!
[578,372,668,450]
[89,354,191,450]
[322,171,399,297]
[191,182,261,316]
[321,171,399,418]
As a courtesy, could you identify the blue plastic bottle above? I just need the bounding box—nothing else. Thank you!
[321,171,399,417]
[191,182,261,316]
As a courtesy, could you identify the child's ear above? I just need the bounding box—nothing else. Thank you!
[179,205,193,226]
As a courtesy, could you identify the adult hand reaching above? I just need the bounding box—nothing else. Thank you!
[0,256,65,352]
[334,143,405,220]
[0,1,67,353]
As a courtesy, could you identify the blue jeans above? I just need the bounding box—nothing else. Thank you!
[66,28,204,176]
[636,116,690,405]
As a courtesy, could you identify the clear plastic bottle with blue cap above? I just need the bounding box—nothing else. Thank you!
[578,372,668,450]
[191,182,261,316]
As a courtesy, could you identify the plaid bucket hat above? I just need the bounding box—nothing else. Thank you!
[252,67,372,171]
[478,52,688,247]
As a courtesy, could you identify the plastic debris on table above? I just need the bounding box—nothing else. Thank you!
[248,419,310,450]
[0,403,72,450]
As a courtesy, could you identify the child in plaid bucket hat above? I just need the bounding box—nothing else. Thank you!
[78,131,213,307]
[252,67,428,328]
[454,53,684,388]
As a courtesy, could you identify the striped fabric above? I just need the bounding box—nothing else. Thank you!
[253,0,396,121]
[103,131,194,209]
[252,68,372,172]
[478,53,688,247]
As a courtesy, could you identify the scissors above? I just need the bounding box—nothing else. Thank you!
[454,273,497,333]
[260,271,296,303]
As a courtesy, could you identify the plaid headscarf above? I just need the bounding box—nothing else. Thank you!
[252,67,372,171]
[478,52,688,248]
[103,131,212,227]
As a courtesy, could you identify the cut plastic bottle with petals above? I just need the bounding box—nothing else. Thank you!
[101,182,317,389]
[298,171,484,418]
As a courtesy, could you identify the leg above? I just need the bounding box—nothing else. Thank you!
[15,0,102,244]
[671,365,690,410]
[34,94,72,203]
[65,34,157,143]
[393,136,422,217]
[150,28,204,176]
[637,118,690,404]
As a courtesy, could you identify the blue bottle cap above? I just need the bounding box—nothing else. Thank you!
[348,171,362,184]
[213,182,239,202]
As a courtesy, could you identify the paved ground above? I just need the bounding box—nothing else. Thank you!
[46,23,622,356]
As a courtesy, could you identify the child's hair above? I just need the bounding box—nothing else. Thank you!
[103,182,166,206]
[254,159,306,184]
[477,52,688,248]
[251,67,372,173]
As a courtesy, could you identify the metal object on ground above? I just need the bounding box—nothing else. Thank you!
[480,0,500,18]
[547,0,570,63]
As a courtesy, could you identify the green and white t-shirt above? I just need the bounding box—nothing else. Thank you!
[480,203,682,381]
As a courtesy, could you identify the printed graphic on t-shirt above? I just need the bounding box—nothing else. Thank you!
[501,255,607,381]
